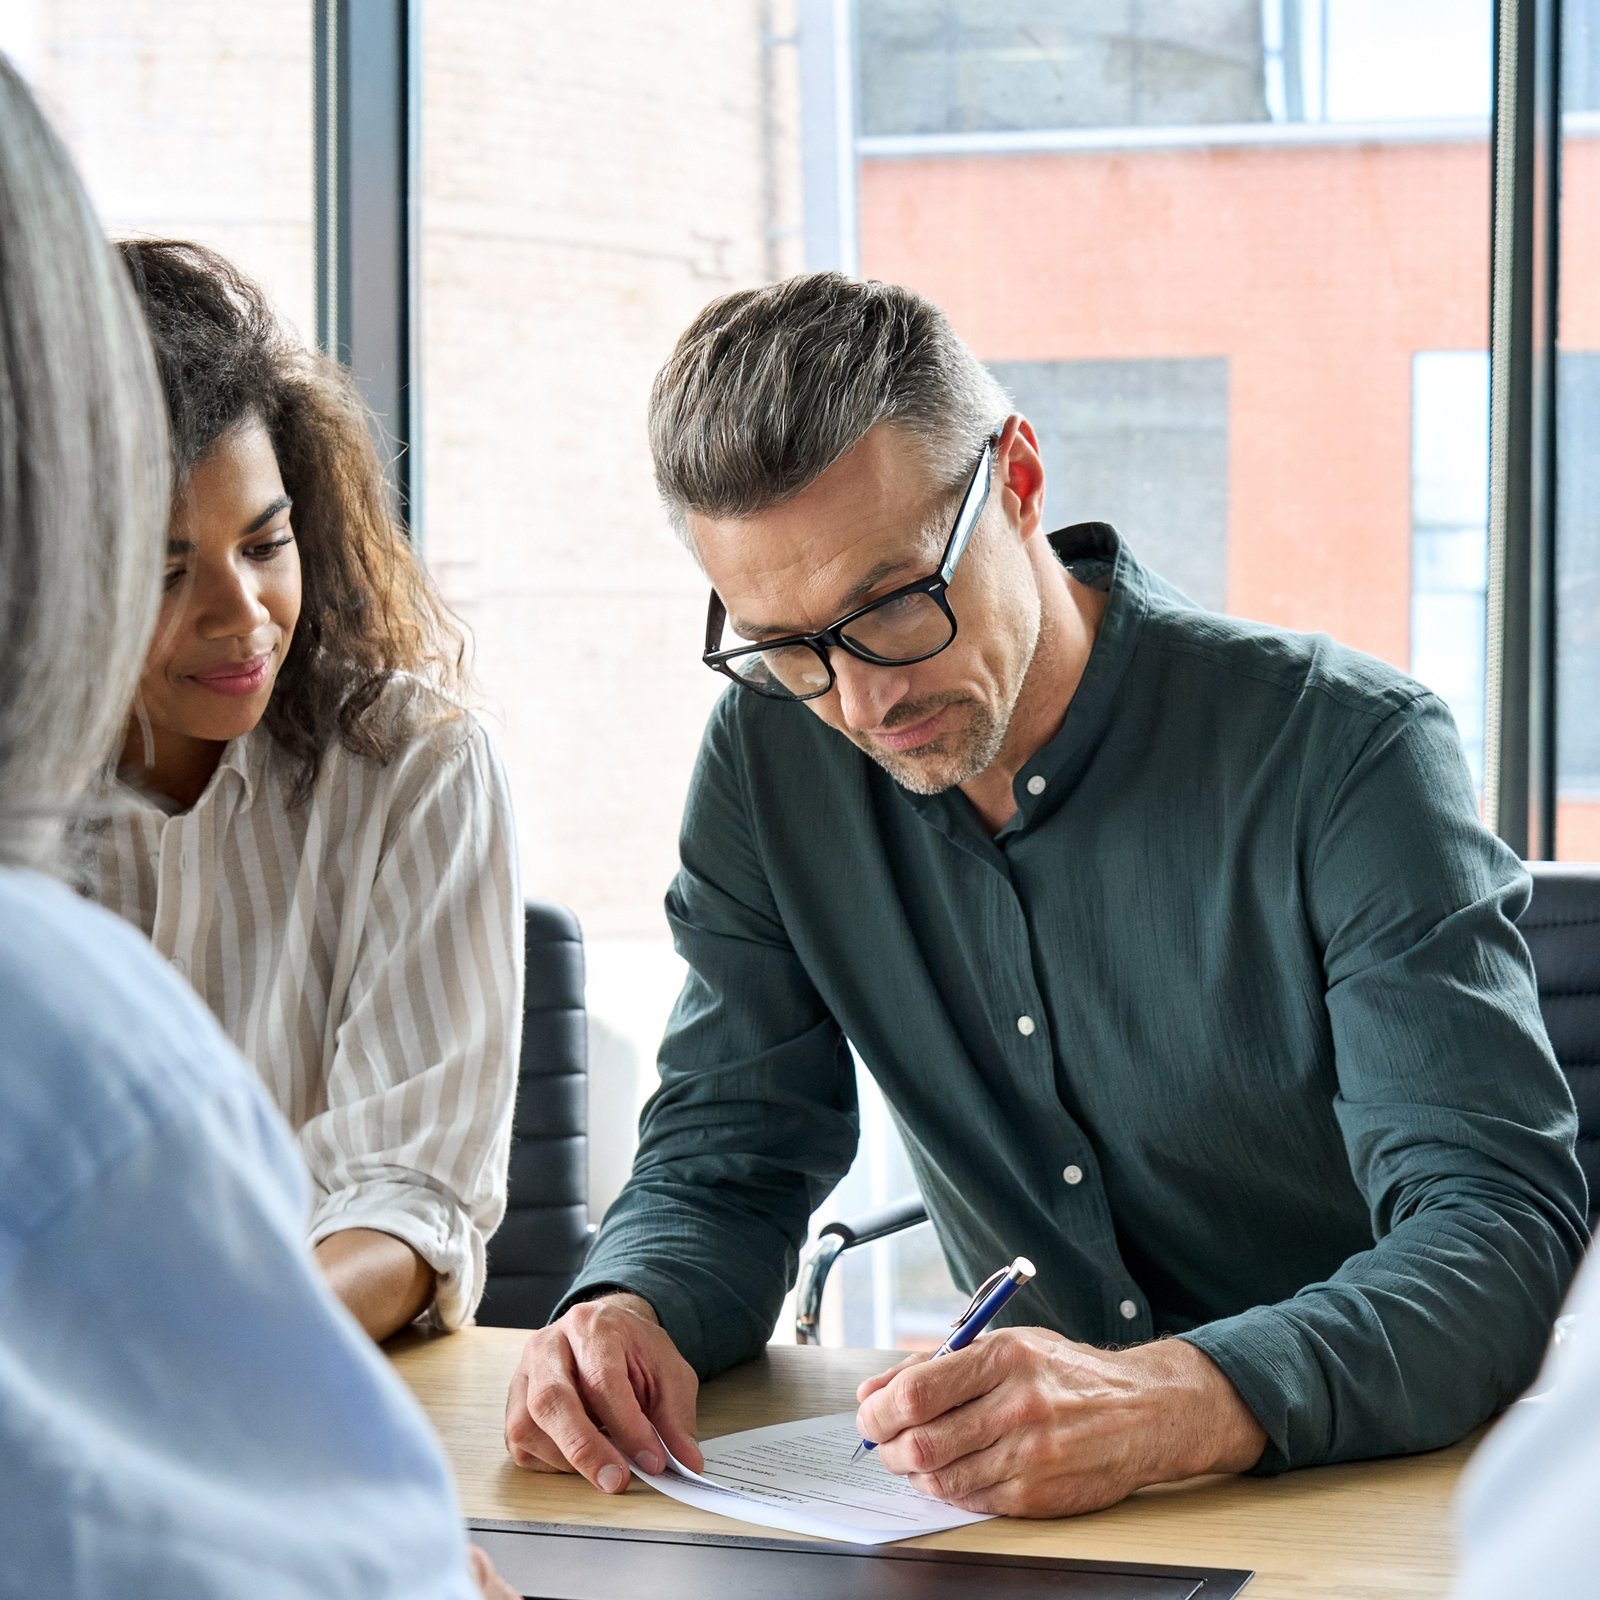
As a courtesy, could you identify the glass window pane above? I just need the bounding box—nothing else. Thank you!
[419,3,807,1243]
[1411,352,1489,789]
[0,1,315,340]
[1556,357,1600,820]
[990,357,1231,610]
[1559,0,1600,858]
[856,0,1492,137]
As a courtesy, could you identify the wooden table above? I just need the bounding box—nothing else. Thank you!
[392,1327,1470,1600]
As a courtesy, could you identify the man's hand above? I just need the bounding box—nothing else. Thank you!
[503,1292,702,1493]
[854,1329,1267,1518]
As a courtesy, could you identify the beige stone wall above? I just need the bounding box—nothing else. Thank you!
[422,2,804,936]
[5,0,316,342]
[7,0,805,944]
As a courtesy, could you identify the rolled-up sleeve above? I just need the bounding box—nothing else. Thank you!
[1182,694,1589,1470]
[302,721,522,1331]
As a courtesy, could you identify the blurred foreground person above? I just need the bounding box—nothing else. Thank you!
[0,55,511,1600]
[1451,1246,1600,1598]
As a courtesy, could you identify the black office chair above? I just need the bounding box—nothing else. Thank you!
[1521,861,1600,1228]
[476,900,593,1328]
[795,860,1600,1340]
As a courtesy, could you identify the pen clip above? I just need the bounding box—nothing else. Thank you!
[951,1267,1007,1330]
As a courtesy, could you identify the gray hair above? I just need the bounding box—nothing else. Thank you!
[649,272,1009,541]
[0,58,169,871]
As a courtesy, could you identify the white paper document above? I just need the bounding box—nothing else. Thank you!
[631,1410,995,1546]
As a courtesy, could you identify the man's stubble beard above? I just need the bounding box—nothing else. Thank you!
[847,693,1006,794]
[852,607,1044,793]
[850,567,1048,795]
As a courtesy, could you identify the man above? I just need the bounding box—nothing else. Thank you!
[505,273,1588,1517]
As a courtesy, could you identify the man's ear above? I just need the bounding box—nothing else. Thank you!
[1002,416,1046,542]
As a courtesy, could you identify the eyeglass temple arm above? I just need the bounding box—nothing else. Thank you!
[704,591,728,657]
[939,429,1005,584]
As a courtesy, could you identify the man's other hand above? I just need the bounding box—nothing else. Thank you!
[854,1329,1267,1518]
[503,1292,703,1492]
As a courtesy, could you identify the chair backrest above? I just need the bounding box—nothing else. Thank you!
[1521,862,1600,1226]
[476,900,592,1327]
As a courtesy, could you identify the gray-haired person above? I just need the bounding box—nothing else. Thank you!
[504,273,1587,1517]
[0,56,513,1599]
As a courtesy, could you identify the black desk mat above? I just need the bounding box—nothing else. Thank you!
[468,1518,1253,1599]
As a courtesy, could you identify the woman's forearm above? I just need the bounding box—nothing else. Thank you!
[314,1228,437,1342]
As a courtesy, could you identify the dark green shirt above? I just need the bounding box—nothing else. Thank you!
[564,524,1588,1472]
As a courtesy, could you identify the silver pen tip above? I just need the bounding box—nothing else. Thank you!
[849,1440,867,1465]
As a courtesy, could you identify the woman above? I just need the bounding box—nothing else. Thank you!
[0,54,511,1599]
[94,240,521,1341]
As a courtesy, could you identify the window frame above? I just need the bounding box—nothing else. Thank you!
[317,0,1567,852]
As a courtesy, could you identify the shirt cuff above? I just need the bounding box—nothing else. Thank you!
[553,1264,713,1372]
[1176,1306,1326,1476]
[308,1179,484,1333]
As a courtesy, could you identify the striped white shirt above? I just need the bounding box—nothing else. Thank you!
[90,688,522,1331]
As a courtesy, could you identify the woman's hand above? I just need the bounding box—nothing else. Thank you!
[468,1544,518,1599]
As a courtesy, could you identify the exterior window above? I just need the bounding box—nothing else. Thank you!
[856,1,1268,137]
[1411,352,1489,790]
[855,0,1492,139]
[1556,355,1600,848]
[0,2,314,333]
[990,357,1231,611]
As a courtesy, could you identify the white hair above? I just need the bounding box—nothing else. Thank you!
[0,56,169,870]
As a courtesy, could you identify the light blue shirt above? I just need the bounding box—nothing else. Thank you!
[1453,1245,1600,1597]
[0,869,475,1600]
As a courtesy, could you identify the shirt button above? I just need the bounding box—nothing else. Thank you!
[1017,1015,1036,1037]
[1026,774,1046,796]
[1062,1164,1083,1185]
[147,852,159,871]
[1119,1299,1139,1321]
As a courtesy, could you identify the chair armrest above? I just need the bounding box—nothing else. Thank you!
[794,1195,929,1345]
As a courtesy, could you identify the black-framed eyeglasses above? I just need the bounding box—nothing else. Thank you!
[702,427,1002,702]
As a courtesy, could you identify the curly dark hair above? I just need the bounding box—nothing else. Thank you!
[117,238,467,803]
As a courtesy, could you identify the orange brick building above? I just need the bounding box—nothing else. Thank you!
[857,133,1600,856]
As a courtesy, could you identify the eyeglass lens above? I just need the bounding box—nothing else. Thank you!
[719,590,955,699]
[838,591,954,663]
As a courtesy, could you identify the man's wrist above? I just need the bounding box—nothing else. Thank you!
[1134,1338,1269,1477]
[568,1284,661,1326]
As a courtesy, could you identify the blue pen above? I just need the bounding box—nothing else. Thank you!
[850,1254,1037,1463]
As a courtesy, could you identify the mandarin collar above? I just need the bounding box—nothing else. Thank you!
[900,522,1150,844]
